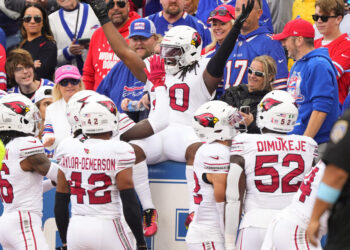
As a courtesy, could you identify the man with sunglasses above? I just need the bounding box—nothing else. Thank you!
[49,0,100,73]
[83,0,140,91]
[146,0,212,48]
[314,0,350,106]
[222,0,288,91]
[273,18,339,160]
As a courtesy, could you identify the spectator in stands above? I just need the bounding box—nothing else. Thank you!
[223,0,288,91]
[146,0,212,47]
[83,0,140,91]
[49,0,100,73]
[5,48,54,101]
[202,4,235,98]
[97,18,159,122]
[273,18,339,158]
[0,7,20,49]
[184,0,198,16]
[19,3,57,81]
[314,0,350,106]
[0,44,6,91]
[221,55,276,133]
[34,85,53,140]
[196,0,273,32]
[266,0,293,33]
[43,64,84,151]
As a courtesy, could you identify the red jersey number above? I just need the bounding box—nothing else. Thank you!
[0,163,14,203]
[169,83,189,112]
[255,154,305,193]
[299,166,319,203]
[193,172,203,205]
[70,172,112,204]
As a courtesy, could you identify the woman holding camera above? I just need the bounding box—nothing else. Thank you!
[221,55,277,133]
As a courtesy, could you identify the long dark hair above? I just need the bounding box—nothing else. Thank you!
[0,131,31,146]
[19,3,55,47]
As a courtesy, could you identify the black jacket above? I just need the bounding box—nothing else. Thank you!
[220,84,269,134]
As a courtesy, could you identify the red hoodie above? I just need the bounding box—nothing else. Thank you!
[83,11,140,91]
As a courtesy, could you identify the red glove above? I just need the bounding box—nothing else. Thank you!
[144,54,166,91]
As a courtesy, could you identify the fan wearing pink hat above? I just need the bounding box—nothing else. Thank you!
[42,65,85,151]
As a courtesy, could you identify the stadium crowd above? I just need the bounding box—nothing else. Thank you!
[0,0,350,249]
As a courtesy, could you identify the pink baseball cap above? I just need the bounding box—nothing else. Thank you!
[55,65,81,83]
[207,4,235,23]
[272,18,315,40]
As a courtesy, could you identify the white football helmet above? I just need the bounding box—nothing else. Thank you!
[66,90,99,134]
[256,90,298,133]
[0,93,41,136]
[79,95,119,135]
[160,25,202,75]
[192,100,242,143]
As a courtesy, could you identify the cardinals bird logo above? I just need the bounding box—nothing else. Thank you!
[191,32,202,48]
[260,98,282,112]
[194,113,219,128]
[98,100,117,115]
[3,101,30,115]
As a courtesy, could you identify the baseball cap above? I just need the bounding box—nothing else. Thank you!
[128,18,156,39]
[34,85,53,104]
[272,18,315,40]
[207,4,235,23]
[55,65,81,83]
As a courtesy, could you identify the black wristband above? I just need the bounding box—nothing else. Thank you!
[89,0,111,26]
[120,188,146,246]
[206,25,241,78]
[54,192,70,244]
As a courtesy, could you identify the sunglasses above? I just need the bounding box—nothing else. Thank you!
[312,14,337,22]
[23,15,42,23]
[248,67,265,77]
[107,0,126,9]
[59,78,80,87]
[209,9,234,19]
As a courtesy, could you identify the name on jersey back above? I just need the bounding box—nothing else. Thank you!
[257,138,307,152]
[60,156,116,171]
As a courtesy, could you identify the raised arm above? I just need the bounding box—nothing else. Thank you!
[203,0,254,94]
[89,0,147,82]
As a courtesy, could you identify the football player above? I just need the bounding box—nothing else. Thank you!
[54,95,147,250]
[0,94,59,249]
[88,0,254,219]
[261,161,327,250]
[186,100,241,250]
[225,90,318,250]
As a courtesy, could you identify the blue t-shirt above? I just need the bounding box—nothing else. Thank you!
[147,12,212,48]
[97,61,145,113]
[196,0,273,33]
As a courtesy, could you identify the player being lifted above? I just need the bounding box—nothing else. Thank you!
[225,90,318,250]
[186,100,242,250]
[88,0,254,218]
[54,94,147,250]
[0,94,59,249]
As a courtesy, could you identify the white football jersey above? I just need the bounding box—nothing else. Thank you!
[145,58,214,126]
[118,113,135,136]
[231,133,317,228]
[186,142,230,244]
[55,137,135,218]
[0,136,45,216]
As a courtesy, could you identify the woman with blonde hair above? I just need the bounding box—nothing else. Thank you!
[221,55,277,133]
[43,65,84,150]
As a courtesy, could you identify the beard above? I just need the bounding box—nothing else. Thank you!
[164,5,182,16]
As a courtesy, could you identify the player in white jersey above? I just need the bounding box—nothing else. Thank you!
[225,90,318,250]
[261,161,327,250]
[88,0,254,218]
[0,94,59,249]
[54,95,147,250]
[186,101,242,250]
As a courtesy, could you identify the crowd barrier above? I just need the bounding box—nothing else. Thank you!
[0,161,189,250]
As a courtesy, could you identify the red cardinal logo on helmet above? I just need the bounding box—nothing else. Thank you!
[3,101,30,116]
[260,98,282,112]
[191,32,201,48]
[98,100,117,115]
[194,113,219,128]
